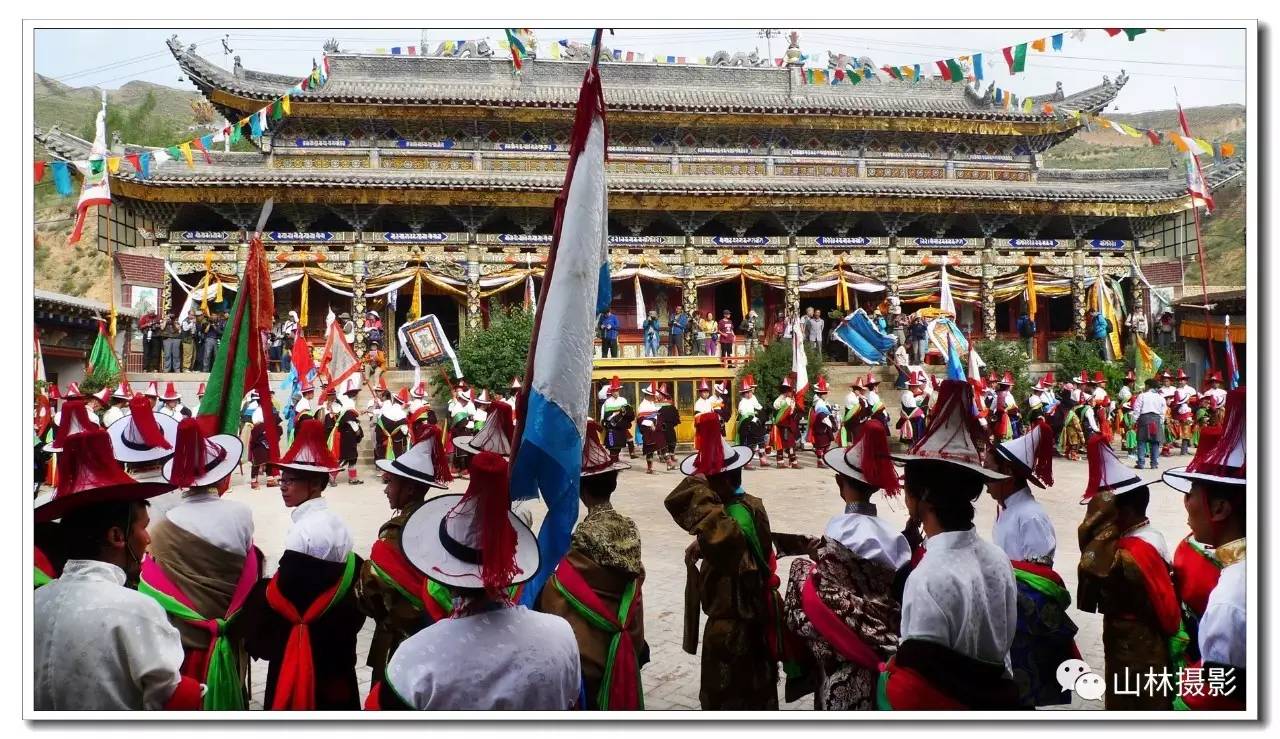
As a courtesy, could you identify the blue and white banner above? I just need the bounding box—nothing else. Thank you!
[512,43,610,606]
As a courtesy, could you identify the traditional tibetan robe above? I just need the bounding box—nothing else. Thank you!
[808,397,836,453]
[771,395,800,451]
[355,500,436,684]
[376,404,408,461]
[665,476,802,710]
[1078,494,1181,711]
[784,510,910,710]
[1177,539,1245,710]
[231,498,365,710]
[34,560,203,710]
[375,605,582,710]
[840,393,865,445]
[600,396,633,454]
[636,399,665,457]
[736,394,766,448]
[538,502,649,710]
[659,401,680,454]
[138,489,260,710]
[878,528,1020,710]
[992,488,1080,707]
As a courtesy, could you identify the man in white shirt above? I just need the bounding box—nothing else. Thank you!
[985,417,1079,707]
[375,451,581,710]
[102,382,133,427]
[34,428,202,710]
[883,380,1018,709]
[1133,378,1169,470]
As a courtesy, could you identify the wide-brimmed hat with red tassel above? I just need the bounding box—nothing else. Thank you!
[43,399,99,453]
[607,376,622,393]
[159,382,182,402]
[376,423,451,490]
[161,417,243,488]
[452,401,515,457]
[698,378,711,394]
[1080,434,1147,503]
[142,381,159,398]
[582,419,631,476]
[111,381,133,400]
[35,428,175,523]
[106,395,179,464]
[994,416,1056,488]
[65,382,82,399]
[272,418,341,474]
[813,376,830,394]
[740,374,757,391]
[1164,388,1246,493]
[400,450,539,592]
[891,379,1008,481]
[679,412,752,476]
[823,418,900,495]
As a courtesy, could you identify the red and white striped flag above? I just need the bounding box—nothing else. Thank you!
[791,323,809,411]
[69,93,111,243]
[1179,104,1214,213]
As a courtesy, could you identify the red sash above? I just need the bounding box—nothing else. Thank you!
[1172,537,1221,618]
[264,554,357,710]
[799,566,882,670]
[1177,661,1246,711]
[1116,537,1182,637]
[880,660,965,710]
[34,547,57,581]
[551,557,643,710]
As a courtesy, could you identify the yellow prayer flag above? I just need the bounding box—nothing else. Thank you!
[282,95,291,115]
[1194,138,1213,155]
[1120,123,1142,137]
[1031,38,1047,52]
[106,157,122,174]
[299,272,310,326]
[409,270,423,321]
[902,65,914,80]
[550,42,561,59]
[739,270,749,319]
[179,142,194,167]
[1025,265,1037,317]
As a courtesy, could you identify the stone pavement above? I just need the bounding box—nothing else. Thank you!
[227,446,1193,711]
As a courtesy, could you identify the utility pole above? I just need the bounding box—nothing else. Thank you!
[758,29,781,60]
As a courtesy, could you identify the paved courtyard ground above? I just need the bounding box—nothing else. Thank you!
[226,446,1192,711]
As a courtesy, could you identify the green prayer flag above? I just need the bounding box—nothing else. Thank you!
[946,58,965,81]
[1123,28,1147,41]
[86,328,119,375]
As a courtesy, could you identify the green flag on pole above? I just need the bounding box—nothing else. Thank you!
[86,320,119,376]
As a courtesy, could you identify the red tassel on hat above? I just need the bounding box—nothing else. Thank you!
[1189,388,1245,479]
[56,429,139,498]
[855,419,899,495]
[692,412,725,475]
[453,451,517,596]
[1032,416,1055,487]
[485,401,516,447]
[50,400,94,446]
[279,418,340,468]
[167,418,223,488]
[1083,434,1111,500]
[421,423,452,484]
[127,395,172,450]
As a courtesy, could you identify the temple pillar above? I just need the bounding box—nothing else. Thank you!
[981,239,997,340]
[1071,240,1088,338]
[465,239,482,333]
[784,237,800,313]
[351,241,368,355]
[885,238,901,309]
[159,267,173,318]
[682,237,698,353]
[235,241,249,278]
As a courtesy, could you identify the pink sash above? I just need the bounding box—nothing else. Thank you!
[799,565,884,671]
[141,543,261,635]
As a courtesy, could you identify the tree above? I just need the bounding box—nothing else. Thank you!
[974,339,1033,401]
[79,363,120,397]
[736,340,825,408]
[435,306,534,400]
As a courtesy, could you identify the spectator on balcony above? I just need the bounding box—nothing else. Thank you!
[140,313,161,372]
[201,313,225,372]
[908,317,929,364]
[1088,310,1110,352]
[159,317,182,373]
[669,306,689,356]
[768,310,787,347]
[806,308,825,355]
[1017,310,1037,360]
[180,314,197,372]
[740,310,761,356]
[717,310,735,358]
[642,310,661,358]
[597,308,620,358]
[1127,310,1149,350]
[1156,310,1175,348]
[700,312,717,356]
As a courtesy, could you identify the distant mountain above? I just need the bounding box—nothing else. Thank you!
[34,74,207,138]
[1044,104,1247,169]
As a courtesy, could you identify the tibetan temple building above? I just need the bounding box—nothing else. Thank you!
[35,34,1245,364]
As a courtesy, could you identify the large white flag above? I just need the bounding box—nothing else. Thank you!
[792,323,809,410]
[634,274,646,328]
[318,320,360,390]
[939,264,957,316]
[69,92,111,244]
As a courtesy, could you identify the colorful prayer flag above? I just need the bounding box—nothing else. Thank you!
[34,161,46,183]
[69,97,111,244]
[971,54,983,81]
[935,59,952,81]
[504,28,527,70]
[946,58,964,81]
[86,318,119,375]
[1134,334,1162,387]
[1223,317,1239,389]
[1003,43,1028,74]
[1124,29,1147,41]
[1052,33,1064,50]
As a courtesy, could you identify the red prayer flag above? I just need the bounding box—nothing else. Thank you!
[125,154,141,173]
[1105,28,1122,37]
[34,161,46,182]
[935,60,952,81]
[1145,129,1162,145]
[191,137,213,164]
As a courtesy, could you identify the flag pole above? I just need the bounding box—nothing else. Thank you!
[1175,88,1216,372]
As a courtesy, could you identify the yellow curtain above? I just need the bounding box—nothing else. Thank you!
[299,272,310,326]
[739,270,749,317]
[409,270,423,321]
[836,257,850,312]
[1025,265,1037,316]
[200,252,213,315]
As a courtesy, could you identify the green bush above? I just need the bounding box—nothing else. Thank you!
[973,339,1032,400]
[1051,338,1176,395]
[79,364,120,397]
[736,340,825,407]
[437,306,534,401]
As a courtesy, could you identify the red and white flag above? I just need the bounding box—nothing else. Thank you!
[1179,104,1214,214]
[791,324,809,411]
[318,320,361,390]
[69,93,112,244]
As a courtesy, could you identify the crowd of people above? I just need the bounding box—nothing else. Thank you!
[31,337,1245,712]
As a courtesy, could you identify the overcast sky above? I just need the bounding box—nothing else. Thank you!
[33,26,1246,113]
